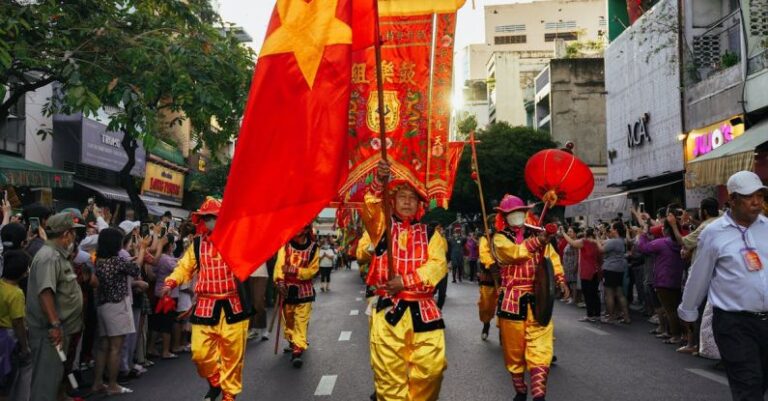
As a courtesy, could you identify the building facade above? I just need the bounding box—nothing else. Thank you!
[604,0,685,212]
[479,0,607,127]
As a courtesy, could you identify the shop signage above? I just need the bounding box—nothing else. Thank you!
[685,116,745,162]
[81,118,146,176]
[627,113,651,149]
[141,161,185,203]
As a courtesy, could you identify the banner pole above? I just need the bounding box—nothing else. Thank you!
[469,130,500,289]
[373,0,396,280]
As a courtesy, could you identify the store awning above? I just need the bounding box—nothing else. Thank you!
[0,154,74,188]
[140,194,183,207]
[146,204,190,220]
[149,140,186,167]
[75,180,131,203]
[565,180,684,220]
[687,119,768,188]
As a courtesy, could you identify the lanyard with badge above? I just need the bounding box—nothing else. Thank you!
[729,213,764,272]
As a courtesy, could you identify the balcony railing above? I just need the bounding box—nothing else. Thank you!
[692,10,742,80]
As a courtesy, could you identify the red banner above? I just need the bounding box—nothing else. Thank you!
[338,13,457,208]
[427,13,457,208]
[446,141,465,202]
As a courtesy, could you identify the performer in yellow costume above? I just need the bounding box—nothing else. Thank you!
[362,161,448,401]
[274,225,319,368]
[162,197,252,401]
[477,235,498,341]
[480,194,567,401]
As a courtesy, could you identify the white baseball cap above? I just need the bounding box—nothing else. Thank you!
[726,171,767,196]
[118,220,141,235]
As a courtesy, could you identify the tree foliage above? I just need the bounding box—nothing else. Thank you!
[1,0,254,217]
[449,122,558,214]
[189,160,231,200]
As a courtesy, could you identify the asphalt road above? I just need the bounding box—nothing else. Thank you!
[92,266,744,401]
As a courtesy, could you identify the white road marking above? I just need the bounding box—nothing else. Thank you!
[582,326,610,336]
[350,309,359,316]
[338,331,352,341]
[355,297,363,301]
[686,369,729,386]
[314,375,338,396]
[359,290,365,294]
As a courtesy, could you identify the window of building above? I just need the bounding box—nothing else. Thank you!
[494,35,527,45]
[495,24,526,33]
[544,32,579,42]
[544,20,577,30]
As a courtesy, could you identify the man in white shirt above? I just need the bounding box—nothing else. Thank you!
[678,171,768,401]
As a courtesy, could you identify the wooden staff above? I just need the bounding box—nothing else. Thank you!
[272,293,283,355]
[469,130,500,289]
[373,0,395,280]
[268,291,280,333]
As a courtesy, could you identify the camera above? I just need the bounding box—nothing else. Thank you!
[29,217,40,233]
[140,224,150,237]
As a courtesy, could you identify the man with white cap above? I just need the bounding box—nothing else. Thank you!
[678,170,768,401]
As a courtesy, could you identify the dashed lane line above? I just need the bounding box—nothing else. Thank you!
[581,326,610,336]
[338,331,352,341]
[350,310,360,316]
[686,369,729,386]
[314,375,338,396]
[356,297,363,301]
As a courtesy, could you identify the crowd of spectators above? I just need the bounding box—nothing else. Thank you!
[552,196,735,359]
[0,201,272,401]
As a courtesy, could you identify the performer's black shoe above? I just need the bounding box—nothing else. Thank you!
[283,342,294,353]
[370,391,377,400]
[203,385,222,401]
[532,398,545,401]
[551,355,558,365]
[291,351,304,368]
[513,393,527,401]
[481,323,491,341]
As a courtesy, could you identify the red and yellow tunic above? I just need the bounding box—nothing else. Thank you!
[361,191,448,332]
[166,235,249,325]
[274,240,319,304]
[480,229,565,320]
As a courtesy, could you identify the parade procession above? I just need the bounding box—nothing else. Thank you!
[2,0,768,401]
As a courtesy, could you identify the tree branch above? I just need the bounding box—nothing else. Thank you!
[0,75,57,120]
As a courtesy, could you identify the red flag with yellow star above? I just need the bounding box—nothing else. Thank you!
[213,0,373,280]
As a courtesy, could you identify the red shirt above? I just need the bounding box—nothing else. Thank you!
[579,240,602,280]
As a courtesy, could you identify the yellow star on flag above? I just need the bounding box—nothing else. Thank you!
[260,0,353,88]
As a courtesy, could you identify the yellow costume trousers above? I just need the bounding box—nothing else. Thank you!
[498,305,554,398]
[370,307,446,401]
[478,286,497,324]
[283,302,312,350]
[191,318,249,395]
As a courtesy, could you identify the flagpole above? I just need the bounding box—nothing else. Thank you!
[373,0,396,280]
[469,130,499,289]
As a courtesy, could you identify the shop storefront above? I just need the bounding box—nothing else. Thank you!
[686,117,768,201]
[52,113,146,211]
[603,0,686,214]
[140,139,190,220]
[684,116,745,205]
[0,153,74,210]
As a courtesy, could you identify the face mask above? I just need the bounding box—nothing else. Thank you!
[205,219,216,231]
[506,212,526,227]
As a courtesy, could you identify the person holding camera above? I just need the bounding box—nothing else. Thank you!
[635,205,686,345]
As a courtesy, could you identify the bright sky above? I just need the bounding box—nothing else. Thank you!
[216,0,532,54]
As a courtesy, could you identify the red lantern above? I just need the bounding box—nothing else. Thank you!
[524,149,594,207]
